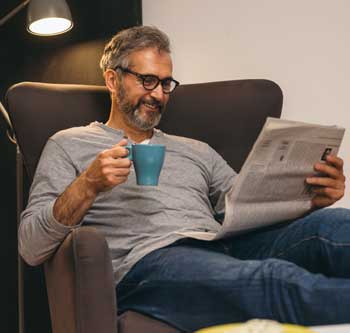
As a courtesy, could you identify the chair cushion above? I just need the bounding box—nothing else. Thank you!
[118,311,181,333]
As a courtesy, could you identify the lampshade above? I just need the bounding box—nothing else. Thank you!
[27,0,73,36]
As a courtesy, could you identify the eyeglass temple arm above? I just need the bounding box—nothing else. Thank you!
[0,100,16,144]
[0,0,31,27]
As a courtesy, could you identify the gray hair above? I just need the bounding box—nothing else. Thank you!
[99,25,171,73]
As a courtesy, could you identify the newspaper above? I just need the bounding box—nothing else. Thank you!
[178,117,345,241]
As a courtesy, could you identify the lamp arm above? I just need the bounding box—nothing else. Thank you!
[0,0,30,27]
[0,101,16,144]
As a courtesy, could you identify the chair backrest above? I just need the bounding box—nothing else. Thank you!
[6,79,283,183]
[5,79,282,332]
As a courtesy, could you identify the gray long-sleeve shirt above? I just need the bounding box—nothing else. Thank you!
[19,122,236,284]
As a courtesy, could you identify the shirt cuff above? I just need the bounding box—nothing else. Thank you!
[45,200,82,235]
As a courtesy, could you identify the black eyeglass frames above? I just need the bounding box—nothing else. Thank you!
[115,66,179,94]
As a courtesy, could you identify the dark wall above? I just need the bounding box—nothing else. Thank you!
[0,1,142,331]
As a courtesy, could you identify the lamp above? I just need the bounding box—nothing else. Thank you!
[0,0,73,36]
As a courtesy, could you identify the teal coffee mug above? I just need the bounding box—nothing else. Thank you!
[126,144,166,186]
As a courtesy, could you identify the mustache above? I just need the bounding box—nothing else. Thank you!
[138,97,164,112]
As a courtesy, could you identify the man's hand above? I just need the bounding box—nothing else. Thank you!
[82,138,132,194]
[306,155,346,209]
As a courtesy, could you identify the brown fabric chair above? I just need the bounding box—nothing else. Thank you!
[5,79,283,333]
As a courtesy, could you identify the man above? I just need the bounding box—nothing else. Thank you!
[19,26,350,332]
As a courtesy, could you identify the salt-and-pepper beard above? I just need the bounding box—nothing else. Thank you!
[117,82,165,131]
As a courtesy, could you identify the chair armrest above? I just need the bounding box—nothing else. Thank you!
[44,226,117,333]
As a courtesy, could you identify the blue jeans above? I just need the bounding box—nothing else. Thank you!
[116,208,350,332]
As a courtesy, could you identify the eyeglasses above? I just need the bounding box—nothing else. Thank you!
[115,66,180,94]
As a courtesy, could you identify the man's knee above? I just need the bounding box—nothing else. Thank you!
[304,208,350,237]
[316,207,350,221]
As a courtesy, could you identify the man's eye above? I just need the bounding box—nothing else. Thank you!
[162,79,172,89]
[143,76,158,86]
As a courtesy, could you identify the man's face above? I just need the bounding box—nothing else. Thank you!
[116,48,173,131]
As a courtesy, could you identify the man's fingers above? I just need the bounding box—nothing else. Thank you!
[100,139,130,158]
[99,166,131,188]
[100,146,130,159]
[309,175,345,208]
[325,154,344,171]
[115,138,129,147]
[314,163,342,180]
[103,166,131,177]
[306,176,343,189]
[311,186,344,199]
[108,157,132,168]
[113,139,130,158]
[312,195,334,208]
[308,155,346,210]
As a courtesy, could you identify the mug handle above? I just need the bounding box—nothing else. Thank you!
[125,145,133,160]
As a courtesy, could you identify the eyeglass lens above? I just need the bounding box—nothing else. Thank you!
[143,76,176,93]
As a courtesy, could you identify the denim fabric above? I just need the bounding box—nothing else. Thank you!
[116,208,350,332]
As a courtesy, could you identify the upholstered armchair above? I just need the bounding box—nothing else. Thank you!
[3,79,282,333]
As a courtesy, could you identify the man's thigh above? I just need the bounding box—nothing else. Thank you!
[117,242,272,330]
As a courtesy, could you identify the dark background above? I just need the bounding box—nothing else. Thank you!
[0,1,142,331]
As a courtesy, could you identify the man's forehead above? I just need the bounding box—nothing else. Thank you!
[128,48,173,73]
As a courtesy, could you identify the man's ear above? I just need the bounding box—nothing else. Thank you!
[104,69,119,94]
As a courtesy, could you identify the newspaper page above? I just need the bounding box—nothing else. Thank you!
[178,117,345,241]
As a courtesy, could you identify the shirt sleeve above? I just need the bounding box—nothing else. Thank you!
[207,145,237,220]
[18,138,81,266]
